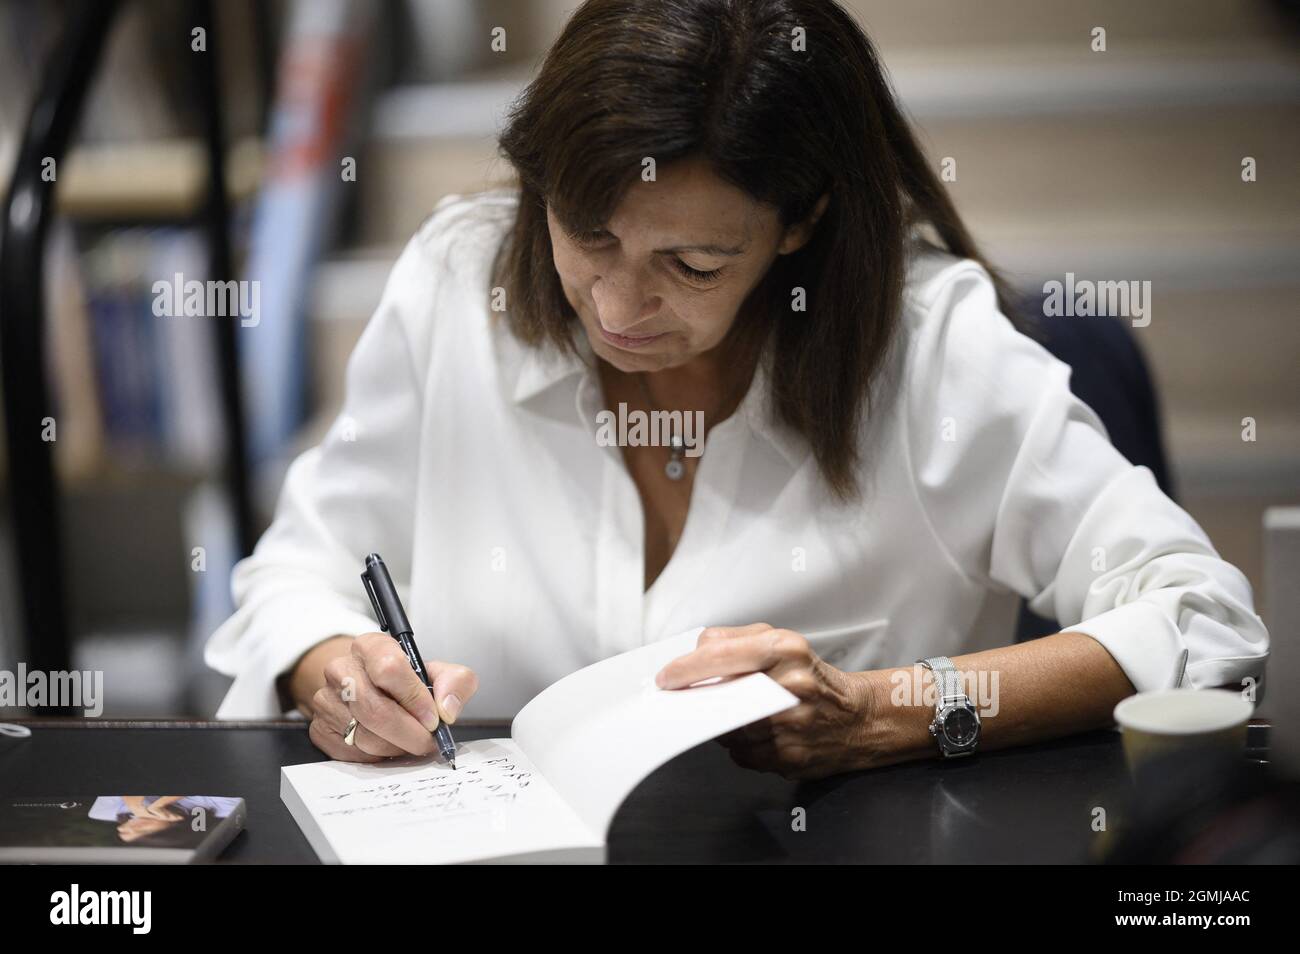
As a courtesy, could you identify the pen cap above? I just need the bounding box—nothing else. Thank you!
[362,553,413,636]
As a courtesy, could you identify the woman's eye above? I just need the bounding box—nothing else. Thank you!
[565,226,721,285]
[672,259,723,284]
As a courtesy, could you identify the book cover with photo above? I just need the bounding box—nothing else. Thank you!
[0,796,246,864]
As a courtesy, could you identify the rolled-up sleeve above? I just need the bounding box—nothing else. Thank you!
[905,261,1269,695]
[204,229,436,718]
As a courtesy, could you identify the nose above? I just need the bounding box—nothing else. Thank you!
[591,269,660,335]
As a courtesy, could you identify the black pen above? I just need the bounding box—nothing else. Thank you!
[360,552,457,769]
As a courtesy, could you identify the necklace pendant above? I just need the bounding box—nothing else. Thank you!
[665,433,686,480]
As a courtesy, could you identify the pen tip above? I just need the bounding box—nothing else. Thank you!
[450,759,457,770]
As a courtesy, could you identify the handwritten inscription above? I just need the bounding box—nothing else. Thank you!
[318,758,533,821]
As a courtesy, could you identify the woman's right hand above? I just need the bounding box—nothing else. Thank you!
[298,632,479,762]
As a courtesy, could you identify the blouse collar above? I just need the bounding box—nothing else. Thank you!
[503,324,810,471]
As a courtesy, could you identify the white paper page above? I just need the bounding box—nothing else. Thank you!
[513,627,799,838]
[281,738,601,863]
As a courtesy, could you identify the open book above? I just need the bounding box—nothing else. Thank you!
[281,627,798,863]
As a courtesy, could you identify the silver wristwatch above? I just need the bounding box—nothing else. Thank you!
[918,656,981,757]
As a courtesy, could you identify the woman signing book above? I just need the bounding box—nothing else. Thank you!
[206,0,1267,778]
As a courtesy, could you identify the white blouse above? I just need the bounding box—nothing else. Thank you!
[205,189,1269,720]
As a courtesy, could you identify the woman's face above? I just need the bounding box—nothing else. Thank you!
[546,157,824,374]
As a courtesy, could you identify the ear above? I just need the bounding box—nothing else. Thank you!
[777,192,830,255]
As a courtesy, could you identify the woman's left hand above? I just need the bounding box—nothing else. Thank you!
[654,623,879,779]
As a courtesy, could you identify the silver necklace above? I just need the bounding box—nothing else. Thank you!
[634,371,747,481]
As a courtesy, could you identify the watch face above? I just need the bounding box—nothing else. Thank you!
[941,706,979,747]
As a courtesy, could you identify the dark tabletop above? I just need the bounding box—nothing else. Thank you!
[0,719,1166,863]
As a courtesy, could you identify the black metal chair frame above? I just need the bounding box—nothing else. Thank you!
[0,0,253,696]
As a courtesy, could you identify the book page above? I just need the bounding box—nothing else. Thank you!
[513,627,799,838]
[280,738,600,863]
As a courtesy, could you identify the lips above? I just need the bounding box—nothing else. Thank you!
[598,323,667,350]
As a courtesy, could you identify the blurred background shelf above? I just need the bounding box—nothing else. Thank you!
[55,136,264,220]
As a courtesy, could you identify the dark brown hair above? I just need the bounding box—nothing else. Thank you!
[493,0,1025,499]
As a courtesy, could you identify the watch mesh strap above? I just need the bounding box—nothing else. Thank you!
[919,656,964,705]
